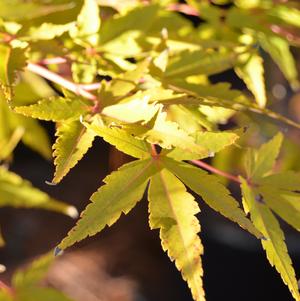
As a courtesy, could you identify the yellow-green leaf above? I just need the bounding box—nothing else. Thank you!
[14,96,91,122]
[148,169,205,301]
[0,167,78,218]
[163,158,262,238]
[59,159,158,249]
[52,119,96,184]
[241,178,300,301]
[245,132,283,181]
[235,53,267,108]
[84,120,151,159]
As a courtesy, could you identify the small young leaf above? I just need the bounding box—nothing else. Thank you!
[52,119,96,184]
[149,169,205,301]
[59,159,159,249]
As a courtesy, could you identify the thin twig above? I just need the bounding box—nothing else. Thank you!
[26,63,97,101]
[190,159,242,184]
[39,57,68,65]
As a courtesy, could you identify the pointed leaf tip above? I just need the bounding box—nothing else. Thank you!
[54,247,63,257]
[65,206,79,219]
[45,180,57,186]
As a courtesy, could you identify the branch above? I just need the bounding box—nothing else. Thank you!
[26,63,97,101]
[190,159,242,184]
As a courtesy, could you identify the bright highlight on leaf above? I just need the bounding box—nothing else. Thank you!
[149,169,205,301]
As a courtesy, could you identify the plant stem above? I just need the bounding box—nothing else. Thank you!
[26,63,97,101]
[190,159,242,184]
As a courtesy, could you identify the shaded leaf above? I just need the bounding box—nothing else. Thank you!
[241,178,300,301]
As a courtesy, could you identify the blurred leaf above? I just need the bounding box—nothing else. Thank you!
[235,52,267,108]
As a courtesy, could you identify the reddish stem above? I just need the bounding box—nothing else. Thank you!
[26,63,97,101]
[151,144,159,158]
[190,159,242,184]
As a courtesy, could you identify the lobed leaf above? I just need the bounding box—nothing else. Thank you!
[14,96,91,122]
[149,169,205,301]
[241,179,300,301]
[52,119,96,184]
[162,158,262,239]
[59,159,159,249]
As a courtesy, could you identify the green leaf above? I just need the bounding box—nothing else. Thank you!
[166,129,241,161]
[240,178,300,301]
[0,126,24,160]
[126,110,208,156]
[13,253,54,289]
[14,96,91,122]
[245,132,283,181]
[16,288,73,301]
[71,0,100,46]
[162,158,262,239]
[148,169,205,301]
[259,186,300,232]
[99,5,159,45]
[52,119,96,184]
[84,120,151,159]
[27,22,75,40]
[59,159,159,249]
[269,5,300,28]
[102,93,159,123]
[235,53,267,108]
[12,115,52,159]
[0,1,76,21]
[0,167,78,218]
[258,171,300,190]
[259,34,299,89]
[0,45,27,100]
[164,50,237,79]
